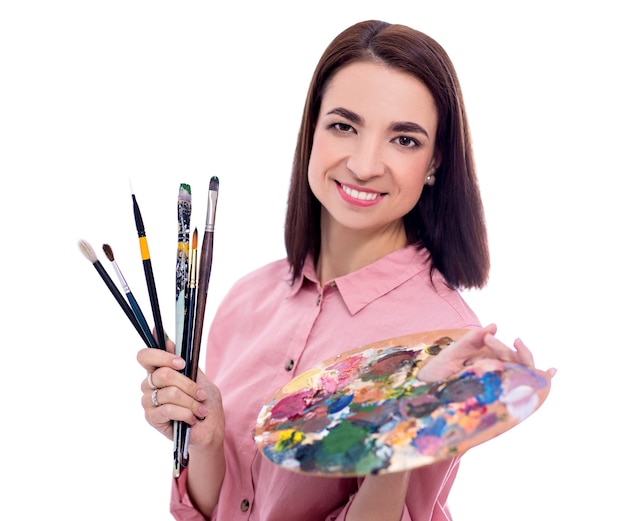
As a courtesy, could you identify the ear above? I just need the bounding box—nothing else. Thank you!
[424,151,441,186]
[428,149,442,175]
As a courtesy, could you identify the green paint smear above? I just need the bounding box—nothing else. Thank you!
[354,444,388,474]
[322,421,370,455]
[402,383,436,398]
[385,387,409,400]
[316,423,386,473]
[425,344,442,355]
[295,420,393,474]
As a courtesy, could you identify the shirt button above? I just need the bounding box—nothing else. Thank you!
[240,499,250,512]
[285,359,294,371]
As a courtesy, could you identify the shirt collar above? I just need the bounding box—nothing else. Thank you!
[289,246,433,315]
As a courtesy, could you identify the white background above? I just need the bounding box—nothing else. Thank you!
[1,1,624,519]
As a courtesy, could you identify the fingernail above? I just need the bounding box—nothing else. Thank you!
[172,357,185,369]
[198,405,209,417]
[196,388,207,400]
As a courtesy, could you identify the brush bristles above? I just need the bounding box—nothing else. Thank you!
[78,239,98,263]
[209,176,219,191]
[102,243,114,262]
[192,228,198,248]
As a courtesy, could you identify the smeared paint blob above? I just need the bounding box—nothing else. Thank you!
[270,388,319,420]
[401,394,441,418]
[274,429,304,451]
[361,351,416,381]
[326,393,354,414]
[295,421,388,474]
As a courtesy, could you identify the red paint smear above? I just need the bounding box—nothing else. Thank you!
[271,389,319,420]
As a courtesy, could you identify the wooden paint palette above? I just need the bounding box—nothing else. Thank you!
[254,329,551,476]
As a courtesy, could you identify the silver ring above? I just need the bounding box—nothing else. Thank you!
[151,388,161,407]
[147,372,157,390]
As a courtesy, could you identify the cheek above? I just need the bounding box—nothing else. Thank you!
[307,153,324,205]
[308,131,327,168]
[307,133,328,197]
[307,150,319,190]
[410,184,425,206]
[398,163,427,204]
[402,185,425,216]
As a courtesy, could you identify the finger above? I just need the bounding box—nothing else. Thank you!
[141,369,209,420]
[137,347,185,374]
[143,365,206,398]
[165,333,176,354]
[142,384,210,427]
[142,399,193,440]
[481,333,520,363]
[440,325,497,360]
[144,401,206,434]
[512,337,535,367]
[465,324,497,348]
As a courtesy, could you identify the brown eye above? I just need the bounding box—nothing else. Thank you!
[332,122,354,133]
[395,135,418,148]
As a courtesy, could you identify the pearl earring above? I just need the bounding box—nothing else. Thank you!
[425,174,436,186]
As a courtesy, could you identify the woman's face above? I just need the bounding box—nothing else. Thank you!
[308,61,439,244]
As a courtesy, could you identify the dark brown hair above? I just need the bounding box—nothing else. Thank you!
[284,20,489,289]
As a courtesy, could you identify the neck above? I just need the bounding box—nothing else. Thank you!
[316,217,408,285]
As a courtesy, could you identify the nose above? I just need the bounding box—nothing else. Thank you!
[346,138,385,180]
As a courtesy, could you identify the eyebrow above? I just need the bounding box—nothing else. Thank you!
[390,121,430,138]
[326,107,430,138]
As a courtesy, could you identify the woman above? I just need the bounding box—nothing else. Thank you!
[138,20,551,520]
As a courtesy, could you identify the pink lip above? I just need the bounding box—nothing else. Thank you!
[335,181,384,208]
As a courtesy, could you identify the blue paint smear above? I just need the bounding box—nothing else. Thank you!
[475,372,503,405]
[327,393,354,414]
[418,415,448,438]
[438,370,503,406]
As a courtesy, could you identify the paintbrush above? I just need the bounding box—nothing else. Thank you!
[130,183,166,350]
[102,243,156,349]
[180,178,218,467]
[175,183,192,357]
[78,239,153,348]
[177,227,198,470]
[188,176,219,382]
[173,183,192,477]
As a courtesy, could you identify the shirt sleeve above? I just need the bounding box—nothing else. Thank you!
[170,468,209,521]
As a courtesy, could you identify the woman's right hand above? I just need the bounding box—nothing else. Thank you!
[137,339,225,449]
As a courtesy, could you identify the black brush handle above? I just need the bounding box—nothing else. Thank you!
[143,259,166,350]
[132,192,166,350]
[93,261,152,347]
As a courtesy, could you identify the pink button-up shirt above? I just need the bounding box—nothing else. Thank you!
[172,246,480,520]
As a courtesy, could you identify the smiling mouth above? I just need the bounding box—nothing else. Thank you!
[339,183,382,201]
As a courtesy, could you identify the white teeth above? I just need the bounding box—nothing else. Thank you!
[342,185,379,201]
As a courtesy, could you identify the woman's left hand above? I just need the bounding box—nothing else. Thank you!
[417,324,557,382]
